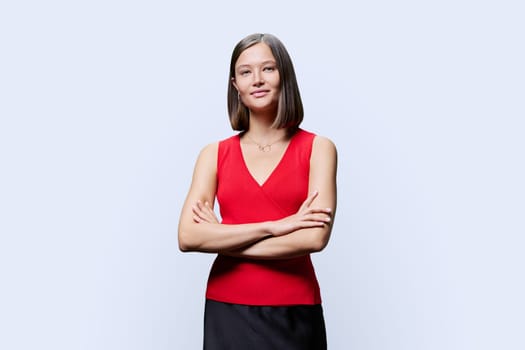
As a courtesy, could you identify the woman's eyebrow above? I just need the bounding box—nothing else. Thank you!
[236,60,277,69]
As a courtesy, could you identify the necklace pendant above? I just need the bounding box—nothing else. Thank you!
[259,144,271,152]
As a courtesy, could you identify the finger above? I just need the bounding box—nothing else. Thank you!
[202,203,217,220]
[298,220,327,229]
[304,208,332,217]
[196,205,219,224]
[306,207,332,213]
[194,209,215,223]
[194,209,212,222]
[196,200,204,211]
[192,210,207,223]
[192,203,212,222]
[191,204,201,216]
[203,201,215,215]
[305,213,332,223]
[192,203,206,216]
[300,190,319,210]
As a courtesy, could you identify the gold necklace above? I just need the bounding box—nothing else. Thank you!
[244,133,286,152]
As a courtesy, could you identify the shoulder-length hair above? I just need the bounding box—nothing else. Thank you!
[227,33,304,134]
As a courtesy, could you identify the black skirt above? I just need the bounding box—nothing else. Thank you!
[203,299,327,350]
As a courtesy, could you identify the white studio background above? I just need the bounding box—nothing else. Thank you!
[1,1,523,349]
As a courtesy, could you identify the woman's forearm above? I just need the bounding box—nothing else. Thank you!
[178,220,274,253]
[222,225,332,260]
[180,191,332,254]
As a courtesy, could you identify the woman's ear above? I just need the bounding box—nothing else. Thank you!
[231,77,238,91]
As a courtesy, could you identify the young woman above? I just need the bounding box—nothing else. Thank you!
[178,33,337,349]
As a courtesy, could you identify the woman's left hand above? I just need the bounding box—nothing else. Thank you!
[192,200,219,224]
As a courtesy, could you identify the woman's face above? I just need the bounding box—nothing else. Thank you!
[232,43,281,114]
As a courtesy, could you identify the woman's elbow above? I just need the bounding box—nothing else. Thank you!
[179,242,190,252]
[178,229,195,252]
[308,229,331,253]
[310,239,328,253]
[178,237,190,252]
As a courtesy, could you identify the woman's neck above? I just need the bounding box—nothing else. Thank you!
[246,112,286,141]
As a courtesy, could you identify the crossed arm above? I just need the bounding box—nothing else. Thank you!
[177,136,337,259]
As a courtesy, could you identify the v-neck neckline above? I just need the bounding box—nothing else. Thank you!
[237,131,298,188]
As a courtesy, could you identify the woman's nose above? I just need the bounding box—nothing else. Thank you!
[252,70,264,86]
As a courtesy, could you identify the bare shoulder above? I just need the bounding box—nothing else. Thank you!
[197,141,219,161]
[309,134,337,209]
[192,141,219,177]
[312,135,337,158]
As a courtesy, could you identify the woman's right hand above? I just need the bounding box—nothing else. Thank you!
[269,191,332,237]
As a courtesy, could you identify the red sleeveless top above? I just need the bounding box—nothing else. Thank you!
[205,129,322,306]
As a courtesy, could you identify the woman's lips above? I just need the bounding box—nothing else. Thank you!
[251,90,269,98]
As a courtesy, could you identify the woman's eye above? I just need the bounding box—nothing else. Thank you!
[263,66,275,72]
[240,70,250,76]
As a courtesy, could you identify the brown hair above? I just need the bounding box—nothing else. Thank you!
[227,33,304,133]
